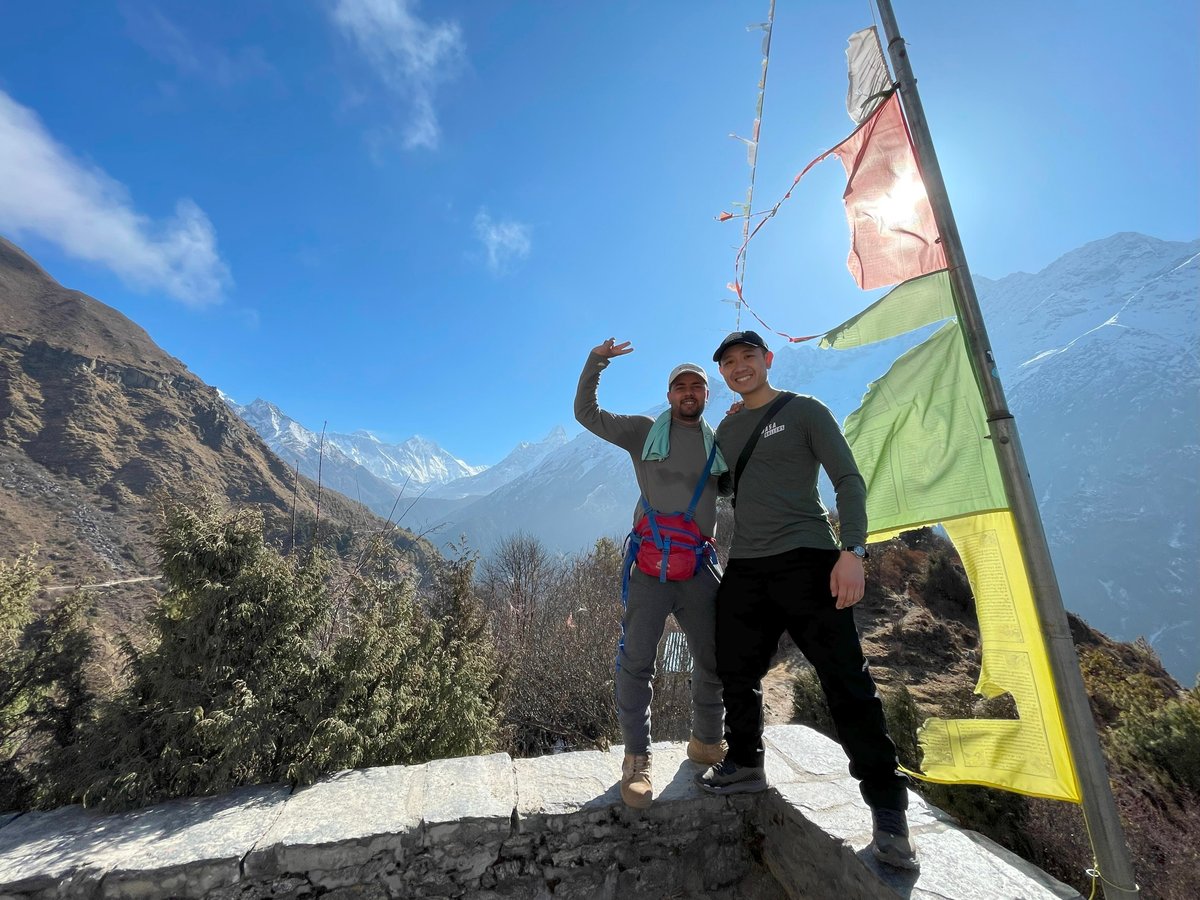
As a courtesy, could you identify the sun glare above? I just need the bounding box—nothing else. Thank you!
[865,168,930,232]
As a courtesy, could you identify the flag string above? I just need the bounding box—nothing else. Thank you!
[718,142,837,343]
[728,0,777,330]
[718,85,901,341]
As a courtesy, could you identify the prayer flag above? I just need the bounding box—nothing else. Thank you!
[820,269,954,350]
[845,27,892,124]
[833,92,946,289]
[825,298,1080,801]
[919,512,1080,801]
[843,320,1007,535]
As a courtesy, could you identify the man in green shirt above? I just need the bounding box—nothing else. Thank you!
[696,330,918,871]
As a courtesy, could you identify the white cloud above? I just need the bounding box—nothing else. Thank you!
[330,0,464,151]
[121,3,276,89]
[0,90,230,306]
[474,210,531,276]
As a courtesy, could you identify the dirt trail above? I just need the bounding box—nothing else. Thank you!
[762,647,803,726]
[45,575,160,593]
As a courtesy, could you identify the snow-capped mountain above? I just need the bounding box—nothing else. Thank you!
[425,429,635,554]
[977,233,1198,683]
[426,426,570,499]
[227,401,570,525]
[226,398,407,513]
[226,398,489,517]
[326,431,485,489]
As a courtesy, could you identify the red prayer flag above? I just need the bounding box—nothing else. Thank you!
[832,92,945,289]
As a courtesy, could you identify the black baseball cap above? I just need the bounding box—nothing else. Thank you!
[712,330,769,362]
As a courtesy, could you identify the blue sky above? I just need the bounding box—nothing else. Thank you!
[1,1,1196,465]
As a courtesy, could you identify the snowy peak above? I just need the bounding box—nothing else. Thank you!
[225,398,487,490]
[426,422,571,499]
[976,234,1200,385]
[227,397,333,458]
[326,432,485,488]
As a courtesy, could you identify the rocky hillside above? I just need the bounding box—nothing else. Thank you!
[0,237,425,613]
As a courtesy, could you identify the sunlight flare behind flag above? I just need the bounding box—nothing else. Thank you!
[832,93,946,289]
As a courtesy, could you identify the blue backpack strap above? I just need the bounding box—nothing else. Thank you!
[621,531,637,605]
[684,443,719,522]
[637,493,667,551]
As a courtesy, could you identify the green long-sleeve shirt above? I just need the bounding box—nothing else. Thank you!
[574,352,721,538]
[716,393,867,558]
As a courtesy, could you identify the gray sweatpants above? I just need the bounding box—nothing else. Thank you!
[616,564,724,754]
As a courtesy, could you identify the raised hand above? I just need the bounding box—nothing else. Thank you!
[592,337,634,359]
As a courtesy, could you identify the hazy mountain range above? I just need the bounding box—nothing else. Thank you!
[230,233,1199,681]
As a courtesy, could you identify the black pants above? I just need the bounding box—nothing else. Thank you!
[717,546,908,811]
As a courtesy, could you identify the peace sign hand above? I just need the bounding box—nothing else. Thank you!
[592,337,634,359]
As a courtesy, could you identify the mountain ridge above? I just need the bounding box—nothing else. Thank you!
[0,237,431,623]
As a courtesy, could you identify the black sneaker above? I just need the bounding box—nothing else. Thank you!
[871,807,919,870]
[695,758,768,794]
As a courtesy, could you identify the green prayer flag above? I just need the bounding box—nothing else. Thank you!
[820,269,955,349]
[844,320,1006,534]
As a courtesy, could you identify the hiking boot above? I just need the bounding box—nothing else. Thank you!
[695,758,767,795]
[871,807,919,870]
[686,736,727,767]
[621,753,653,809]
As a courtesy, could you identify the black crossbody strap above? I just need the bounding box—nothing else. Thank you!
[731,391,796,507]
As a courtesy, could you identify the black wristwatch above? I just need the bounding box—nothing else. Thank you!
[843,544,869,560]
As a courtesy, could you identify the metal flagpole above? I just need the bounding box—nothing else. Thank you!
[870,1,1138,896]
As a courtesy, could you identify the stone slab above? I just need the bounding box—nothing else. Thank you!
[0,730,1084,900]
[869,826,1083,900]
[514,750,620,816]
[97,785,288,899]
[0,806,109,893]
[245,766,422,877]
[0,787,286,898]
[419,752,515,825]
[763,725,851,780]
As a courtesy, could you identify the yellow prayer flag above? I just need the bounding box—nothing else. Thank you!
[913,511,1081,801]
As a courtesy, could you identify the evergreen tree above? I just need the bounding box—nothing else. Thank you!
[0,552,95,809]
[65,497,499,810]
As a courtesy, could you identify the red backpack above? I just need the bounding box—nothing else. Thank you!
[624,444,718,585]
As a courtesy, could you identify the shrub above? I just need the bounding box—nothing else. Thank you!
[1082,645,1200,794]
[0,552,95,810]
[486,536,625,755]
[60,497,499,810]
[1115,687,1200,793]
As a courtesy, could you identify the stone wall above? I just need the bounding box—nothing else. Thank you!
[0,726,1082,899]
